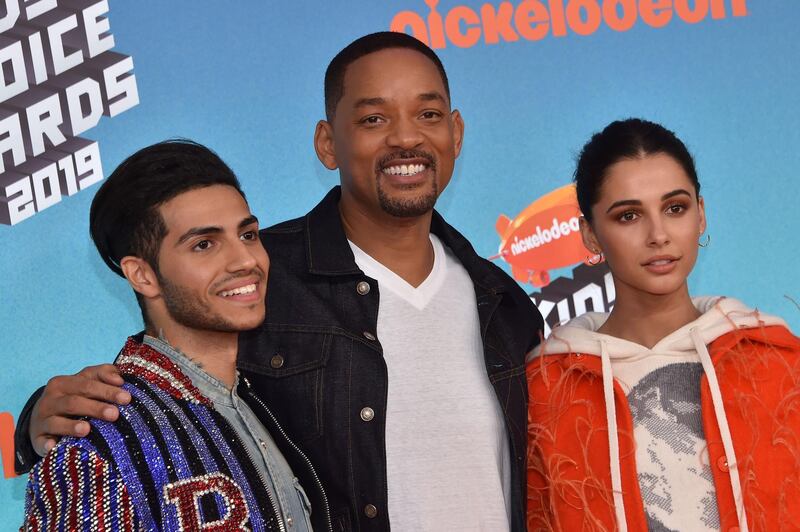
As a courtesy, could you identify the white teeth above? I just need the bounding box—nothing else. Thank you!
[383,164,427,176]
[219,283,257,297]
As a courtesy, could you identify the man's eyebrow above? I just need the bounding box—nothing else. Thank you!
[352,92,446,109]
[418,91,446,103]
[176,226,222,246]
[354,97,386,109]
[239,215,258,229]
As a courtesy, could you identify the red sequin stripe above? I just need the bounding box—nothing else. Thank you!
[24,512,41,532]
[39,450,58,532]
[66,447,80,530]
[94,454,106,532]
[116,362,210,407]
[117,338,211,406]
[119,485,134,532]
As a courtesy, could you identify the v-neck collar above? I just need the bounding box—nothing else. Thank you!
[348,234,447,310]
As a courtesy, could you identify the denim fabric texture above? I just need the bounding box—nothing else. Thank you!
[238,187,543,532]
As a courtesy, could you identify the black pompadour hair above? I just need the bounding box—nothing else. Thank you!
[89,139,245,324]
[324,31,451,122]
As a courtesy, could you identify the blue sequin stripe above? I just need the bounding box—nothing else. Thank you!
[77,445,94,531]
[110,383,185,530]
[88,415,156,529]
[126,380,194,478]
[145,384,250,525]
[126,377,218,529]
[189,403,270,531]
[53,444,70,532]
[26,445,54,530]
[128,378,222,530]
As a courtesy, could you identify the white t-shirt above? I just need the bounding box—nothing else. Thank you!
[349,234,511,531]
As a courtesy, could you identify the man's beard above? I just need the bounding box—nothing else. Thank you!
[375,149,438,217]
[376,178,438,217]
[158,274,258,333]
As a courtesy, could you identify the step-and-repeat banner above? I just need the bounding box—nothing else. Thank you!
[2,0,798,523]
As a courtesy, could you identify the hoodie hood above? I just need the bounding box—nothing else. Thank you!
[532,296,788,361]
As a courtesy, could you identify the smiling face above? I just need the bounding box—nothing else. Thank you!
[151,184,269,333]
[581,153,706,300]
[315,47,464,219]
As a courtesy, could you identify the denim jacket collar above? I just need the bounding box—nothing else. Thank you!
[305,186,507,292]
[142,333,238,407]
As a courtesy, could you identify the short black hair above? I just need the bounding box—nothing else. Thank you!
[574,118,700,223]
[324,31,451,122]
[90,139,245,324]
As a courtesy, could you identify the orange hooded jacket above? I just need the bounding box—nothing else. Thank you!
[526,299,800,532]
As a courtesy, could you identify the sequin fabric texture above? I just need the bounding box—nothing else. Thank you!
[23,338,283,531]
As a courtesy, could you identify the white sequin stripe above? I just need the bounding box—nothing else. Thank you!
[64,447,83,530]
[88,448,97,531]
[75,447,86,531]
[118,354,200,403]
[691,328,750,532]
[50,450,64,527]
[101,453,110,530]
[24,470,43,532]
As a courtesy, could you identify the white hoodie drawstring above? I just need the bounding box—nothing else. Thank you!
[600,339,628,532]
[690,327,749,532]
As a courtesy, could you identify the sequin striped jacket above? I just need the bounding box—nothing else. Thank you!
[22,338,283,531]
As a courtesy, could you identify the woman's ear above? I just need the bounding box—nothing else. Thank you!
[697,195,707,236]
[580,216,602,255]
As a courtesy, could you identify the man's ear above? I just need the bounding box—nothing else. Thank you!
[451,109,464,158]
[314,120,338,170]
[119,256,161,299]
[579,216,602,255]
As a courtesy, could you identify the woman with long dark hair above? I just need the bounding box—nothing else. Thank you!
[526,118,800,532]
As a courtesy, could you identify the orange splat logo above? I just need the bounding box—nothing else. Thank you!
[1,412,17,479]
[493,184,600,287]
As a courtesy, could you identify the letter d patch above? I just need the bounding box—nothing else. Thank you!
[164,472,249,531]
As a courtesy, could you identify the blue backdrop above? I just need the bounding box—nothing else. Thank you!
[2,1,798,525]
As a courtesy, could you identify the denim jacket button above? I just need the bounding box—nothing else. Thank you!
[363,331,376,341]
[356,281,371,295]
[270,354,285,369]
[360,407,375,422]
[364,504,378,518]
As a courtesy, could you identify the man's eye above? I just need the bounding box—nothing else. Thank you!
[241,231,258,241]
[360,115,384,125]
[420,111,441,120]
[193,240,212,251]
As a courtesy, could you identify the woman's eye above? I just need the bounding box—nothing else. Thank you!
[666,203,686,214]
[618,211,638,222]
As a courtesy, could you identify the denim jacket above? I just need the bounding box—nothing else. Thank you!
[237,186,543,532]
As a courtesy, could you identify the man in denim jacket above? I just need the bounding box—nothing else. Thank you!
[17,33,543,531]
